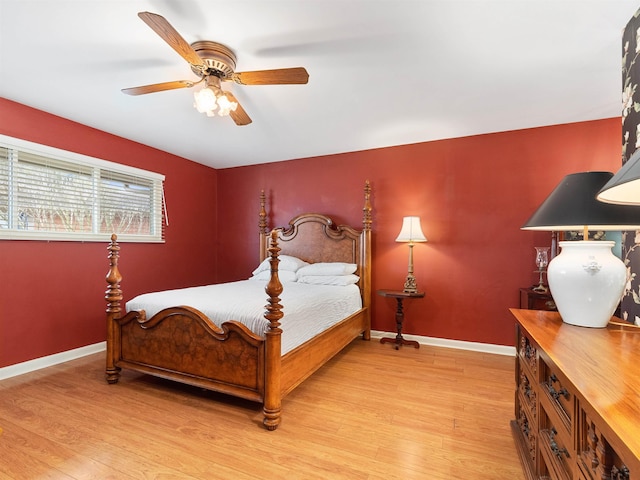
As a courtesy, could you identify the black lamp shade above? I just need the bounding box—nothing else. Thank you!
[522,171,640,231]
[597,148,640,205]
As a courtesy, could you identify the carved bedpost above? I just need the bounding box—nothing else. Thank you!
[105,234,122,384]
[259,189,268,262]
[263,229,284,430]
[361,180,373,340]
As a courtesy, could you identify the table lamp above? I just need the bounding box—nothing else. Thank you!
[522,171,640,328]
[597,147,640,204]
[396,216,427,293]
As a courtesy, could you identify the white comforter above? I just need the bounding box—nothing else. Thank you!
[126,280,362,355]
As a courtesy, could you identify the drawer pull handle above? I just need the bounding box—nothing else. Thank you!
[550,428,570,459]
[525,344,536,359]
[612,465,630,480]
[550,441,569,459]
[548,375,570,400]
[549,385,570,401]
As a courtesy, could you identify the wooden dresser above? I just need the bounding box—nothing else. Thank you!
[510,309,640,480]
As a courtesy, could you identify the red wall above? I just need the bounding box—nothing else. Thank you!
[0,99,218,367]
[216,118,623,347]
[0,97,623,367]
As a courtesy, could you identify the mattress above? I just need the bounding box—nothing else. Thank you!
[126,279,362,355]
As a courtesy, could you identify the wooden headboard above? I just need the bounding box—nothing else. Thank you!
[271,213,361,263]
[258,181,372,308]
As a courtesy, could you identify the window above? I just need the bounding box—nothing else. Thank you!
[0,135,165,242]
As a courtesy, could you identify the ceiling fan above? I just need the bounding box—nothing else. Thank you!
[122,12,310,126]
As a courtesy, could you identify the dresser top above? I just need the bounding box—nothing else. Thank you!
[510,308,640,464]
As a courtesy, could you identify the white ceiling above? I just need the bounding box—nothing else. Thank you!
[1,1,638,169]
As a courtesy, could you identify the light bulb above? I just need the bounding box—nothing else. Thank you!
[194,87,217,113]
[216,94,238,116]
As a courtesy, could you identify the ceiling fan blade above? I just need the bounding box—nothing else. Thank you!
[225,92,252,126]
[231,67,309,85]
[121,80,195,96]
[138,11,205,68]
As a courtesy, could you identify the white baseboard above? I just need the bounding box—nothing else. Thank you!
[0,342,106,381]
[0,332,515,382]
[370,330,516,356]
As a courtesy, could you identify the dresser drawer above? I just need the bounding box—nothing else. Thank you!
[540,406,573,480]
[541,360,573,435]
[518,367,537,425]
[529,295,557,311]
[515,396,537,469]
[520,288,557,311]
[518,329,538,379]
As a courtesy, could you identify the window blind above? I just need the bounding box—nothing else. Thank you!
[0,136,165,242]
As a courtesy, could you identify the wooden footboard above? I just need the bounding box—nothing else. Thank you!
[112,307,266,400]
[105,230,284,429]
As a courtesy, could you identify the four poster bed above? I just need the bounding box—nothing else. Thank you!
[104,182,372,430]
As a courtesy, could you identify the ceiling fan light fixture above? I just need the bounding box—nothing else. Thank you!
[124,12,307,126]
[217,94,238,116]
[193,86,217,113]
[193,85,237,117]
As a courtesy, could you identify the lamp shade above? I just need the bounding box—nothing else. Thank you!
[597,148,640,205]
[522,171,640,231]
[521,171,640,329]
[396,216,427,243]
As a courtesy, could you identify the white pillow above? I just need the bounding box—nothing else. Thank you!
[252,255,309,276]
[297,274,359,286]
[249,270,298,283]
[296,262,357,277]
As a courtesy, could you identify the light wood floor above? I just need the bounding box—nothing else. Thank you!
[0,339,524,480]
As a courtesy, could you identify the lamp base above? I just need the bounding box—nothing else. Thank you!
[532,283,548,293]
[548,241,624,328]
[403,274,418,293]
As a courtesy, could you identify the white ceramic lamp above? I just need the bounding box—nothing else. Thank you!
[522,171,640,328]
